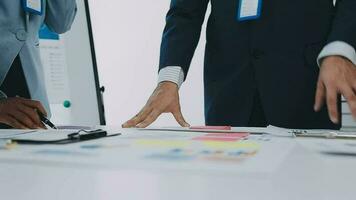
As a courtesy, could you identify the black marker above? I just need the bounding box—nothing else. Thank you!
[37,110,58,129]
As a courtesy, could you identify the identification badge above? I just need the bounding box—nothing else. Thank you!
[237,0,262,21]
[22,0,43,15]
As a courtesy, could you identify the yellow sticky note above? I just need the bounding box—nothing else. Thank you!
[135,139,191,148]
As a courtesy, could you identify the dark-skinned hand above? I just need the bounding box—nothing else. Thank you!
[0,97,47,129]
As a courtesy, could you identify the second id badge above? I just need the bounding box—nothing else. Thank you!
[237,0,262,21]
[22,0,43,15]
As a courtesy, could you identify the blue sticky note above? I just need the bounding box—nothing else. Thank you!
[39,25,60,40]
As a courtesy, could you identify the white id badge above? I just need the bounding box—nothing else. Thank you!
[22,0,43,15]
[237,0,262,21]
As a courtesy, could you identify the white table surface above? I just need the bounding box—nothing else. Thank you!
[1,127,356,200]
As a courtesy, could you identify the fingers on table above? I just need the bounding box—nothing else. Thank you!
[122,104,190,128]
[136,109,161,128]
[314,80,326,111]
[122,106,153,128]
[342,85,356,120]
[326,85,339,124]
[172,109,190,127]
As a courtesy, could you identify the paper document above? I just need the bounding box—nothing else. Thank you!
[298,138,356,157]
[140,126,296,137]
[0,128,295,174]
[0,130,36,139]
[56,126,95,130]
[139,127,267,134]
[267,125,356,139]
[39,26,71,104]
[13,130,75,141]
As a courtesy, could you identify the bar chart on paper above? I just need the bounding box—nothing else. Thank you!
[0,127,296,174]
[38,0,104,126]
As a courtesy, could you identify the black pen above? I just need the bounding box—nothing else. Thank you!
[37,111,58,129]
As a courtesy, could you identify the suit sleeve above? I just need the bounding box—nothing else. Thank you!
[45,0,77,34]
[327,0,356,49]
[159,0,210,78]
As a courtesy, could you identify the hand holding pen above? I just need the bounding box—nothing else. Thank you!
[0,97,47,129]
[37,110,57,129]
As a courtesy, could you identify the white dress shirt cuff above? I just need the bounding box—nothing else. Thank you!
[318,41,356,66]
[158,66,185,88]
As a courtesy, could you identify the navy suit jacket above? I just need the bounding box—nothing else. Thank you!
[159,0,356,129]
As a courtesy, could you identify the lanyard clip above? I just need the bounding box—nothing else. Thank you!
[68,129,108,141]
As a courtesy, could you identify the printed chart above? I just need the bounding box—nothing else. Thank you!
[0,127,296,174]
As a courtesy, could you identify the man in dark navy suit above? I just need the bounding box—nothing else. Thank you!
[123,0,356,129]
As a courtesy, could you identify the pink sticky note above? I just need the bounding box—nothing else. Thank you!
[190,126,232,130]
[205,133,249,138]
[192,137,239,142]
[192,132,249,142]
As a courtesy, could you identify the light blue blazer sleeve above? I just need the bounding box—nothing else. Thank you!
[45,0,78,34]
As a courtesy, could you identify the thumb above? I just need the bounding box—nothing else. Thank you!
[172,109,190,127]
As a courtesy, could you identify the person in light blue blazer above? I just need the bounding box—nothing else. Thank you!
[0,0,77,129]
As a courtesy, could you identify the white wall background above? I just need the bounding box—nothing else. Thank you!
[88,0,209,127]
